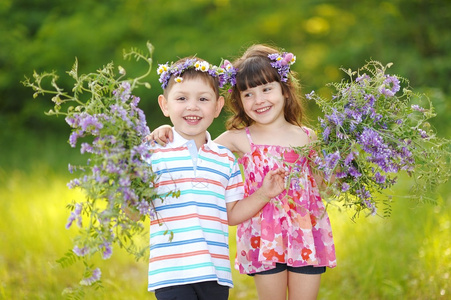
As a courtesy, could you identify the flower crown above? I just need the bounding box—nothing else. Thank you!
[224,51,296,88]
[157,58,236,90]
[267,52,296,82]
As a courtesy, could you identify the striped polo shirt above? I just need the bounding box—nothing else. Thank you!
[145,130,244,292]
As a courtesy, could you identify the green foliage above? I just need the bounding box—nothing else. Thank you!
[1,0,450,138]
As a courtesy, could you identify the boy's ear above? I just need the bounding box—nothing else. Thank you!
[214,96,225,118]
[158,95,170,117]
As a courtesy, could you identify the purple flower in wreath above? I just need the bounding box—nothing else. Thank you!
[268,52,296,82]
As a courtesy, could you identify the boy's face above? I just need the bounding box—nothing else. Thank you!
[158,77,224,144]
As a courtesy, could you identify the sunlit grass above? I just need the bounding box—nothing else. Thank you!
[1,164,449,299]
[0,166,152,300]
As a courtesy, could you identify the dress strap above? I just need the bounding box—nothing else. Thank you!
[245,127,254,145]
[302,126,312,143]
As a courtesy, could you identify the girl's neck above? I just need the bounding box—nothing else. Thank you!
[250,119,291,133]
[247,121,308,148]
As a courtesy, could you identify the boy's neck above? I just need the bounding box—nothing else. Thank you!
[173,128,208,150]
[193,135,208,150]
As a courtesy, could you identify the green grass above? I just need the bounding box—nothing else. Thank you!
[1,132,450,299]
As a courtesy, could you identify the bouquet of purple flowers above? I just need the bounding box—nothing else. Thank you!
[299,61,450,218]
[23,43,174,293]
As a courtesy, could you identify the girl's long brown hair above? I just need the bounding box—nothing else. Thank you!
[225,44,305,130]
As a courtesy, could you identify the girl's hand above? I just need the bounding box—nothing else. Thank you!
[145,125,173,146]
[259,168,289,200]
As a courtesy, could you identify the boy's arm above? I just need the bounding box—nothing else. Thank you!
[226,168,288,226]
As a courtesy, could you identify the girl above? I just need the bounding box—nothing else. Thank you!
[150,44,336,300]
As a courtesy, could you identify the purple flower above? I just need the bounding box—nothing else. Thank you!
[101,242,113,259]
[68,131,82,147]
[305,90,315,100]
[79,113,103,134]
[73,245,89,257]
[348,166,362,178]
[326,110,345,126]
[321,150,341,180]
[341,182,350,192]
[418,129,428,139]
[66,202,83,229]
[374,172,386,184]
[80,143,93,154]
[411,104,425,112]
[356,73,370,83]
[113,82,131,102]
[119,176,131,187]
[356,186,371,200]
[322,126,331,142]
[80,268,101,286]
[268,52,295,82]
[379,75,400,97]
[344,152,355,166]
[67,178,81,189]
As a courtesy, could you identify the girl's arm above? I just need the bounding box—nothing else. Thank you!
[146,124,173,146]
[226,168,288,226]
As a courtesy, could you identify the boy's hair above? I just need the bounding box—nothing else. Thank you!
[163,57,221,99]
[225,44,305,130]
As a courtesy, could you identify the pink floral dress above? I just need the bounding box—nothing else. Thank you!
[235,127,336,274]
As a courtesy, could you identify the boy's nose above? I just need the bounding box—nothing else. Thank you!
[186,101,199,110]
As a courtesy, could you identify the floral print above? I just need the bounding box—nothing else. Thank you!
[235,128,337,274]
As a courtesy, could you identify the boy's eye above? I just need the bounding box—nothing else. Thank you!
[176,97,186,101]
[199,97,209,102]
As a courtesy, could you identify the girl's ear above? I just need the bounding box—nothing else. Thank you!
[214,96,225,118]
[158,94,170,117]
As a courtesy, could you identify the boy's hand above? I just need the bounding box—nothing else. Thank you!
[259,168,289,200]
[146,125,173,146]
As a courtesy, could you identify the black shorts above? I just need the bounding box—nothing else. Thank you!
[248,263,326,276]
[155,281,229,300]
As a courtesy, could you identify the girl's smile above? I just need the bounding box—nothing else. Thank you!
[255,106,272,114]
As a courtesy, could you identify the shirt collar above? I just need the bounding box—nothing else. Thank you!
[170,127,219,152]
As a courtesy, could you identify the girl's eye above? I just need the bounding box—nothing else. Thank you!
[176,97,186,101]
[199,97,209,102]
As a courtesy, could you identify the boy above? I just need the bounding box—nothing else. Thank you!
[145,57,286,300]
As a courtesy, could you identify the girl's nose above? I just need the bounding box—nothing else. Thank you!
[255,91,265,104]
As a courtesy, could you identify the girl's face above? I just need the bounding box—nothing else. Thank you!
[158,77,224,144]
[239,81,285,126]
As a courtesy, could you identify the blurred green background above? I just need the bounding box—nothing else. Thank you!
[1,0,450,299]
